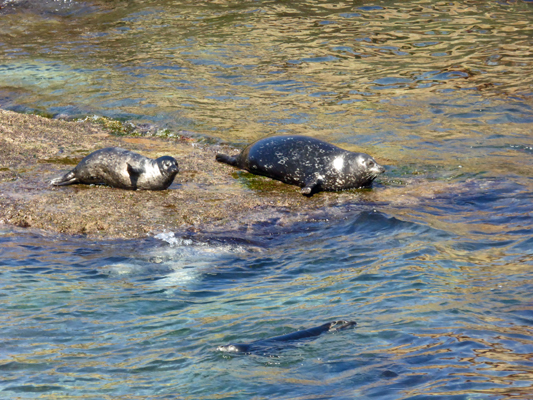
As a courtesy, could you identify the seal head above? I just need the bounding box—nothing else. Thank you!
[216,135,384,196]
[156,156,180,180]
[50,147,179,190]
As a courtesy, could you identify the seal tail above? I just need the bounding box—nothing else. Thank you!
[50,171,78,186]
[215,153,238,167]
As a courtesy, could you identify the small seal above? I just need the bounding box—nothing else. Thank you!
[216,135,385,196]
[50,147,179,190]
[217,320,356,354]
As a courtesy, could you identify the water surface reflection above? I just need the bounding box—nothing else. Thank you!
[0,0,532,398]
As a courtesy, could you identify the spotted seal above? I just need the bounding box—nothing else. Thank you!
[50,147,179,190]
[217,320,356,354]
[216,135,385,196]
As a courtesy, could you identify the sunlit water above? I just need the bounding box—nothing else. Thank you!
[1,0,533,399]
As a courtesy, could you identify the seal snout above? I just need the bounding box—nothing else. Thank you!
[167,160,179,175]
[157,156,179,175]
[375,163,386,175]
[365,157,385,177]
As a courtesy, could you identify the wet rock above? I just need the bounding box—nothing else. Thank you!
[0,109,346,238]
[1,109,482,240]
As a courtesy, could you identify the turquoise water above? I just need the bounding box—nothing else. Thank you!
[1,0,533,399]
[2,183,533,399]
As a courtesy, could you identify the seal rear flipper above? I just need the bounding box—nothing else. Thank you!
[215,153,238,167]
[50,171,77,186]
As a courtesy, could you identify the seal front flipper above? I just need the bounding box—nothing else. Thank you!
[215,153,238,167]
[50,171,78,186]
[127,163,143,188]
[301,177,322,197]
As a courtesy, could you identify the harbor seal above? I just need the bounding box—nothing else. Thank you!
[217,320,356,354]
[50,147,179,190]
[216,135,385,196]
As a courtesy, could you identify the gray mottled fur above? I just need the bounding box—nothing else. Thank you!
[50,147,179,190]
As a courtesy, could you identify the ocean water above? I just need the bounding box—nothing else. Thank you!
[1,0,533,399]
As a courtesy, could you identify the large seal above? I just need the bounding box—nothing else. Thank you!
[216,135,385,196]
[50,147,179,190]
[217,320,356,354]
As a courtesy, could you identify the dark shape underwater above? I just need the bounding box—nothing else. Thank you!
[217,320,357,354]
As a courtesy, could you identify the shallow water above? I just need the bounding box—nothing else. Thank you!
[1,182,532,398]
[1,0,532,144]
[1,0,533,399]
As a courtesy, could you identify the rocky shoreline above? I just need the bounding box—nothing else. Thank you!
[1,109,393,239]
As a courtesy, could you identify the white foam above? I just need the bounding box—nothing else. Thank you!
[153,231,193,247]
[100,232,252,291]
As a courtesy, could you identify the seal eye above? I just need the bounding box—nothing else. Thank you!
[368,161,375,168]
